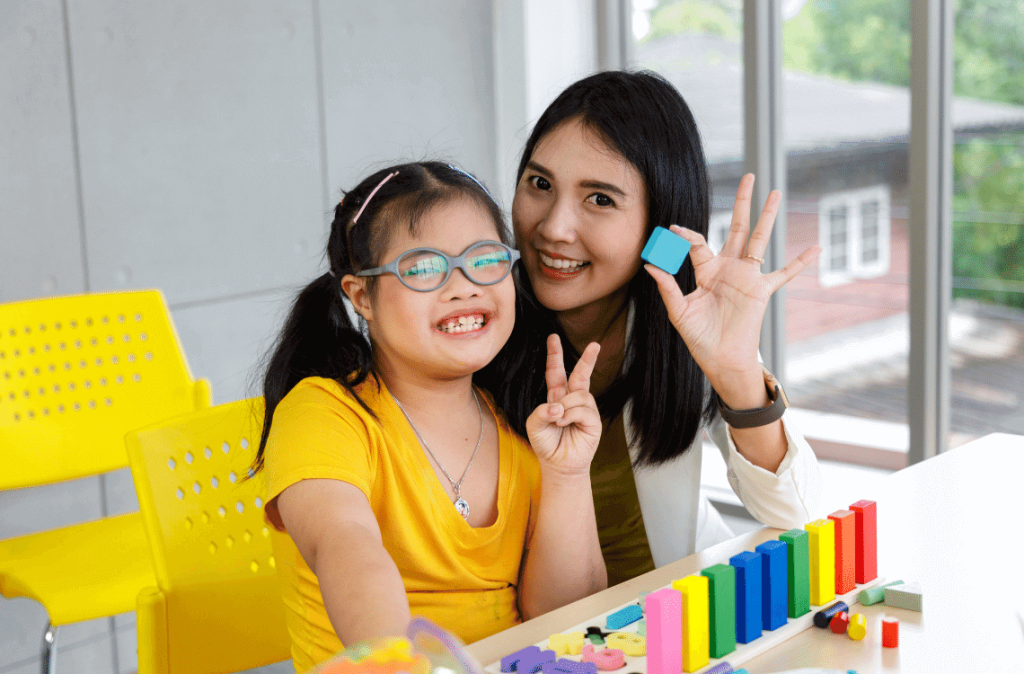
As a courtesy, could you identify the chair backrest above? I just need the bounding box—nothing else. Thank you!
[0,290,211,490]
[127,398,290,674]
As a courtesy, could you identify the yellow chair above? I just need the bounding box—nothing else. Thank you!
[127,398,290,674]
[0,290,211,673]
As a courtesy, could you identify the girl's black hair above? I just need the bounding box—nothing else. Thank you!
[478,70,718,468]
[252,161,509,473]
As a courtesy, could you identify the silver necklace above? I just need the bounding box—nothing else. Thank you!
[390,389,483,520]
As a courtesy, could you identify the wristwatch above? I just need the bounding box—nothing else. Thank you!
[716,365,790,429]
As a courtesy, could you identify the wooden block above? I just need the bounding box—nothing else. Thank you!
[547,632,584,657]
[805,519,836,606]
[672,575,709,672]
[850,499,878,583]
[829,509,857,594]
[701,563,737,658]
[645,587,682,674]
[847,612,867,640]
[729,551,763,644]
[779,529,811,618]
[882,617,900,647]
[859,579,904,605]
[884,582,923,611]
[755,540,789,631]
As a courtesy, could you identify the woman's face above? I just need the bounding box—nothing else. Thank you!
[512,118,649,320]
[345,197,516,382]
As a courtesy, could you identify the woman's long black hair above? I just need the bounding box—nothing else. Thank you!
[478,70,718,468]
[252,161,508,473]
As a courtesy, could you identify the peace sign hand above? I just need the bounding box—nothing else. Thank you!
[525,334,602,477]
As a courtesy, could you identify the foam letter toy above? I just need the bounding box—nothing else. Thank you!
[547,632,585,657]
[605,604,643,630]
[606,633,645,656]
[541,660,597,674]
[581,645,624,671]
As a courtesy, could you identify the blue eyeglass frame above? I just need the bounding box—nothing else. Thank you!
[355,240,521,292]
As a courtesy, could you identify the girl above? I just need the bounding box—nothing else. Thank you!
[480,71,824,586]
[254,162,606,672]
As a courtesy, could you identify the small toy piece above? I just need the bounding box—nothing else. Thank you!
[645,587,682,674]
[638,591,650,612]
[606,633,645,656]
[829,611,850,634]
[858,580,903,606]
[702,662,735,674]
[501,646,555,674]
[882,617,900,648]
[641,226,691,274]
[730,551,764,644]
[585,627,607,645]
[701,563,737,658]
[548,632,585,656]
[828,510,856,594]
[755,540,789,631]
[805,519,836,606]
[605,604,643,630]
[637,619,645,637]
[847,613,867,641]
[813,601,849,628]
[672,575,710,672]
[542,659,597,674]
[849,500,878,583]
[884,582,923,612]
[779,529,811,618]
[581,644,625,671]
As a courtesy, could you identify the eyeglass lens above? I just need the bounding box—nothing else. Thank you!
[397,243,513,290]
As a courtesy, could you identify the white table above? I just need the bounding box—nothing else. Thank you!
[465,433,1024,673]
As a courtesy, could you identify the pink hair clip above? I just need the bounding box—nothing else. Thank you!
[353,171,399,224]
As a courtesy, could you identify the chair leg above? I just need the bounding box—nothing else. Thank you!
[42,623,59,674]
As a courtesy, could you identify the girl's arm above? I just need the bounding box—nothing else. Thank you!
[275,477,410,644]
[519,336,607,619]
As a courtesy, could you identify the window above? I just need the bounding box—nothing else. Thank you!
[817,185,891,288]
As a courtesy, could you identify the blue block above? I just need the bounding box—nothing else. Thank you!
[501,646,555,674]
[541,660,598,674]
[605,604,643,630]
[641,226,691,274]
[756,540,789,631]
[730,551,764,644]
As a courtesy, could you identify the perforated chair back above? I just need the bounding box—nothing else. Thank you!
[127,398,290,674]
[0,290,211,489]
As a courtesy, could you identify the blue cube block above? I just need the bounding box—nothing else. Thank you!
[641,226,692,274]
[730,550,764,644]
[756,540,789,631]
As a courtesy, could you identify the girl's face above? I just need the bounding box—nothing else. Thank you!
[512,118,649,320]
[346,197,516,383]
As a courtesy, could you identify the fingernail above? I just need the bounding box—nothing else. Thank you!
[548,403,562,416]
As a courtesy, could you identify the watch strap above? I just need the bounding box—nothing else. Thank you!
[716,367,789,429]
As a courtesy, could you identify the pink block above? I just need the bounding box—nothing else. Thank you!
[645,587,682,674]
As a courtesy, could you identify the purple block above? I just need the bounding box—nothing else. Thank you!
[730,551,764,644]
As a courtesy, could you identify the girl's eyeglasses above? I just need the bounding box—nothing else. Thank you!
[356,240,520,292]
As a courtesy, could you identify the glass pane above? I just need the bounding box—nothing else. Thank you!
[950,1,1024,446]
[631,0,744,241]
[782,2,912,468]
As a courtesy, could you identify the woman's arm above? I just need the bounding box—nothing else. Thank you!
[519,335,607,618]
[275,478,411,644]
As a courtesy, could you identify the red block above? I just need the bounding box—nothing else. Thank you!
[882,617,900,648]
[829,510,856,594]
[829,611,850,634]
[849,500,877,583]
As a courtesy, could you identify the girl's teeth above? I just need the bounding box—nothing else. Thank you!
[540,253,586,270]
[439,316,485,333]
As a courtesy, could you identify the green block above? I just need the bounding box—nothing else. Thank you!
[780,529,811,618]
[701,563,737,658]
[859,580,904,606]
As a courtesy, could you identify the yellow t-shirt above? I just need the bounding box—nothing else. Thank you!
[263,376,541,672]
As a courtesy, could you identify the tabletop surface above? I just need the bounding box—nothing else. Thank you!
[464,432,1024,674]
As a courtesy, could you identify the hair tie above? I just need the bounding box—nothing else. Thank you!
[352,171,399,225]
[448,164,497,204]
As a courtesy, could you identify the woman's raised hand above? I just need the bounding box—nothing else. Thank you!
[644,174,820,401]
[526,334,602,476]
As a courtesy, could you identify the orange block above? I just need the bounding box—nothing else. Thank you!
[829,510,856,594]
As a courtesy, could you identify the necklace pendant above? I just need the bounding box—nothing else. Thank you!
[454,498,470,519]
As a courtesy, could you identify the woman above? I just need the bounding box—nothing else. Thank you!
[480,70,823,586]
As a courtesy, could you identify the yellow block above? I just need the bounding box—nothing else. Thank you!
[548,631,585,656]
[671,575,710,672]
[805,519,836,606]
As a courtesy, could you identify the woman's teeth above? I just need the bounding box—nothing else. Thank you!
[438,315,486,334]
[539,253,587,270]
